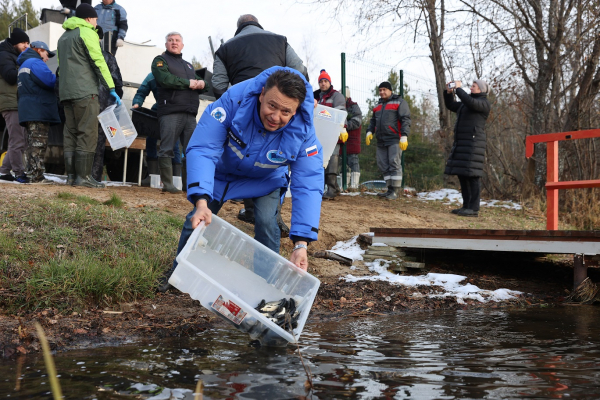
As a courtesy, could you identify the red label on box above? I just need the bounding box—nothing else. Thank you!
[211,295,247,325]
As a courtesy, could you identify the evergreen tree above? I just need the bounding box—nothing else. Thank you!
[0,0,39,40]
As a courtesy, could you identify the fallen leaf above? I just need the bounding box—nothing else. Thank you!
[366,302,375,307]
[102,327,111,333]
[49,319,58,324]
[16,346,28,355]
[68,203,77,207]
[340,297,347,303]
[56,245,65,249]
[73,328,87,334]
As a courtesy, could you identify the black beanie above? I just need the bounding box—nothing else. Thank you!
[76,3,98,19]
[379,81,392,91]
[8,28,29,45]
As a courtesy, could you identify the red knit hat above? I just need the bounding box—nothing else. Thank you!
[318,69,331,84]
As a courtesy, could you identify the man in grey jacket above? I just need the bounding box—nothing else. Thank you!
[212,14,308,99]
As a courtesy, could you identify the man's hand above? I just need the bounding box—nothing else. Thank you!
[290,242,308,271]
[399,136,408,151]
[60,7,70,15]
[116,38,125,47]
[189,79,198,89]
[366,132,373,146]
[314,99,318,109]
[455,80,462,89]
[133,104,139,109]
[339,129,348,143]
[194,80,205,90]
[191,199,212,229]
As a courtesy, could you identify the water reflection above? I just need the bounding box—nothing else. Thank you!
[1,307,600,399]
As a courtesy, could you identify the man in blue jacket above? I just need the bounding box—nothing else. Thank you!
[17,41,61,183]
[160,67,323,291]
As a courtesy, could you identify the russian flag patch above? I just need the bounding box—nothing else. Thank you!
[305,145,318,157]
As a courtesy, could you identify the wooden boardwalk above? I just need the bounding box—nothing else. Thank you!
[370,228,600,288]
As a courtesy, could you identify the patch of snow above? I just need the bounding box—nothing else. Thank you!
[44,173,67,184]
[371,242,388,247]
[130,383,159,392]
[343,260,522,303]
[330,235,365,261]
[417,188,522,210]
[147,388,193,400]
[340,192,380,196]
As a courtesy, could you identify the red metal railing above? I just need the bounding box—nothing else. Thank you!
[525,129,600,230]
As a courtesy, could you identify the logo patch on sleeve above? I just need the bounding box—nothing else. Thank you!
[156,61,163,67]
[305,145,318,157]
[211,107,226,123]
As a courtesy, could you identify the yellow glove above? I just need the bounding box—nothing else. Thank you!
[399,136,408,151]
[366,132,373,146]
[339,129,348,143]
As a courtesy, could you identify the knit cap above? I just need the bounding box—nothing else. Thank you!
[379,81,392,91]
[76,3,98,19]
[318,69,331,84]
[473,79,489,94]
[8,28,29,45]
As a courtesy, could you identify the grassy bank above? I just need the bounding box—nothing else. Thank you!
[0,192,182,313]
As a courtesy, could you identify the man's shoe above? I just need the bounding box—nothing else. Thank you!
[457,209,479,217]
[451,207,464,214]
[378,186,393,197]
[0,174,15,182]
[157,275,173,293]
[15,174,29,183]
[238,208,255,223]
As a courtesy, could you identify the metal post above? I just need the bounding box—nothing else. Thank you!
[208,36,215,59]
[547,141,559,230]
[341,52,347,190]
[400,69,405,188]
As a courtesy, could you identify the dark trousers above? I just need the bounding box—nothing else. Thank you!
[458,175,480,211]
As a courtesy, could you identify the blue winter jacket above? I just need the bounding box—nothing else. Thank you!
[186,66,324,242]
[95,1,128,40]
[17,48,60,126]
[132,72,158,111]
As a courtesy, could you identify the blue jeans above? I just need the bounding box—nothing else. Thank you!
[170,189,282,275]
[146,136,182,164]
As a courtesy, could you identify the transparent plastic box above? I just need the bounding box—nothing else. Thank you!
[313,105,347,168]
[149,174,161,189]
[97,104,138,150]
[173,176,182,191]
[170,215,321,347]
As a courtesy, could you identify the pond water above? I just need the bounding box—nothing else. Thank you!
[2,307,600,399]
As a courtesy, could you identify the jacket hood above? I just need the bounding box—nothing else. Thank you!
[233,66,315,160]
[17,47,41,66]
[62,17,96,31]
[0,39,18,55]
[234,21,264,36]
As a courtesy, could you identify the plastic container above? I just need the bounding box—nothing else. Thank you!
[149,174,161,189]
[131,107,160,139]
[313,105,347,168]
[169,215,321,347]
[98,104,138,150]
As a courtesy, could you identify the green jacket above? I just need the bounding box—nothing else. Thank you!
[57,17,114,101]
[0,39,20,112]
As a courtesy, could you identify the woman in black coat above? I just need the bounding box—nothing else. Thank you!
[444,79,491,217]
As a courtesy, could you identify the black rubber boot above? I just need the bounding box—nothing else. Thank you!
[451,207,464,214]
[323,173,339,200]
[64,151,76,186]
[141,158,158,187]
[378,180,392,197]
[74,151,105,188]
[159,157,182,194]
[172,163,182,176]
[385,187,400,200]
[457,209,479,217]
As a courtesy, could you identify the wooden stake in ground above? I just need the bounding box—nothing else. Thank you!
[34,322,63,400]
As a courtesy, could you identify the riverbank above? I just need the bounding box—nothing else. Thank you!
[0,182,587,356]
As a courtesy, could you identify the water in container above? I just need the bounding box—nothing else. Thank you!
[169,215,321,346]
[97,104,138,150]
[313,105,347,168]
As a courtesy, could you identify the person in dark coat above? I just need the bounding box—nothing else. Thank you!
[92,26,123,182]
[444,79,491,217]
[338,87,362,189]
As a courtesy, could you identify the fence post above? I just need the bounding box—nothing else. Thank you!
[547,140,559,230]
[400,69,405,188]
[341,52,347,190]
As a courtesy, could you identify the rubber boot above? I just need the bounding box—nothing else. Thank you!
[378,180,393,197]
[350,172,360,189]
[323,173,339,200]
[141,158,158,187]
[158,157,182,193]
[385,186,400,200]
[172,163,182,176]
[64,151,75,186]
[238,198,255,223]
[74,151,105,188]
